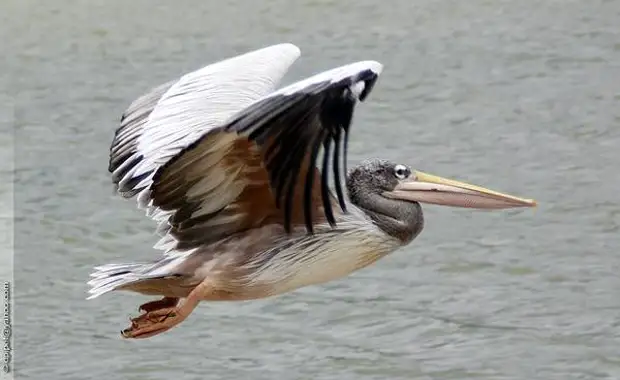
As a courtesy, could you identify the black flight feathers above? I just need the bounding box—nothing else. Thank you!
[223,69,379,234]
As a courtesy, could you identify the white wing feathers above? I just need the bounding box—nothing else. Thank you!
[110,43,301,204]
[109,80,176,191]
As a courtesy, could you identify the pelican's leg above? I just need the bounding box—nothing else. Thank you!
[121,288,203,339]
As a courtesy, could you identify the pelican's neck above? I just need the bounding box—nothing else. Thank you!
[349,191,424,244]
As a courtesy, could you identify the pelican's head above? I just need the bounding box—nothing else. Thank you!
[348,159,536,210]
[346,159,536,242]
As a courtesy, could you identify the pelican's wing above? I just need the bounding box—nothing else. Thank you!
[149,60,383,255]
[108,43,301,201]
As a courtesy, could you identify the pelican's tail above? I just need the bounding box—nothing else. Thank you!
[86,257,185,300]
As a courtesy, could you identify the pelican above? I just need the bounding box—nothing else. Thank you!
[88,43,536,339]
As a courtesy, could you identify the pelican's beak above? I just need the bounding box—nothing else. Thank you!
[384,171,537,209]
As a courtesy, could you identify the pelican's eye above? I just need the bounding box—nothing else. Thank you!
[394,164,410,180]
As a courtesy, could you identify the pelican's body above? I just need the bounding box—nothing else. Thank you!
[88,44,535,339]
[126,209,401,301]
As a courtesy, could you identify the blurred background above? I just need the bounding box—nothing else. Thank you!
[6,0,620,379]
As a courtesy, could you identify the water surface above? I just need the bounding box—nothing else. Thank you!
[7,0,620,379]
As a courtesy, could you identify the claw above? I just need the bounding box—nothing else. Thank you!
[120,288,201,339]
[122,306,184,339]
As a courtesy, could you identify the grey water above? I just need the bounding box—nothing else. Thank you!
[5,0,620,379]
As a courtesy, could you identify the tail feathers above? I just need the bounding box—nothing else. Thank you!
[87,262,169,300]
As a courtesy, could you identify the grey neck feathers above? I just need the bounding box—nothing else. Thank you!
[350,191,424,244]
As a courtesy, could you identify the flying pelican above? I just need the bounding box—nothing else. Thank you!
[88,43,536,339]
